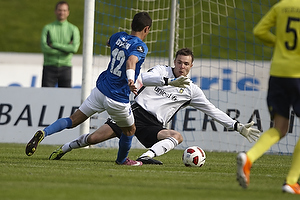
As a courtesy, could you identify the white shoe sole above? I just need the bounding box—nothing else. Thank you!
[237,153,248,188]
[282,184,297,194]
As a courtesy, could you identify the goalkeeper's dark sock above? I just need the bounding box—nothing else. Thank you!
[43,118,72,136]
[116,134,133,164]
[247,127,280,163]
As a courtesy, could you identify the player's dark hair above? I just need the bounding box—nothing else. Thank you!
[175,48,194,63]
[131,12,152,32]
[55,1,69,10]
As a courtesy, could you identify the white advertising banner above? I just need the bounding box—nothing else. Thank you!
[0,86,143,148]
[0,53,298,153]
[0,87,82,144]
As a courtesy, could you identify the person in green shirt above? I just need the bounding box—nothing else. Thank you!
[41,1,80,88]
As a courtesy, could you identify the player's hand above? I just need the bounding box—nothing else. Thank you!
[128,80,137,95]
[168,76,190,88]
[236,121,260,143]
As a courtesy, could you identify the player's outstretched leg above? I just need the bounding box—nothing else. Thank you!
[136,137,179,165]
[236,152,252,188]
[115,134,142,166]
[25,130,45,156]
[49,146,66,160]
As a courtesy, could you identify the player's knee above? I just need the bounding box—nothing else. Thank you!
[87,134,97,144]
[123,131,135,136]
[168,130,183,144]
[69,110,89,128]
[175,133,183,144]
[279,130,288,138]
[128,125,136,136]
[121,125,136,136]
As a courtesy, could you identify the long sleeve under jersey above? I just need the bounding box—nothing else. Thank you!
[41,20,80,67]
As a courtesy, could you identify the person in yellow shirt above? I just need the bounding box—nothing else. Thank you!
[236,0,300,194]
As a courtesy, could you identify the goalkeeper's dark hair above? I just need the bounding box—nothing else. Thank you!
[131,12,152,32]
[175,48,194,63]
[55,1,69,10]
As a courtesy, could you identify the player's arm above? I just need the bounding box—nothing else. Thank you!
[40,26,61,54]
[190,86,260,142]
[253,7,276,47]
[107,32,120,47]
[106,39,110,47]
[141,65,166,86]
[51,27,80,53]
[126,55,138,95]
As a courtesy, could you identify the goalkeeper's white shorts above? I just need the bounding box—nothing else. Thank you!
[79,87,134,127]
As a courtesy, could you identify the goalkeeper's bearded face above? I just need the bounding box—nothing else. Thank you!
[173,55,193,78]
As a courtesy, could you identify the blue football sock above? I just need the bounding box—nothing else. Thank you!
[116,134,133,164]
[43,118,72,137]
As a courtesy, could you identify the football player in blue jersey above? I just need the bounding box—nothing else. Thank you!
[26,12,152,166]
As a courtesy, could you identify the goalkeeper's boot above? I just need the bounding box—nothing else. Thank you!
[49,146,65,160]
[236,152,252,188]
[136,156,163,165]
[116,158,143,166]
[282,182,300,194]
[25,130,45,156]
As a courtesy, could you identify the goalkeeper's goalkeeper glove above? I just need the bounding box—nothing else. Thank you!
[234,121,260,143]
[165,76,190,88]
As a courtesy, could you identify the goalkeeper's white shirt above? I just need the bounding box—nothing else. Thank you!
[135,65,236,129]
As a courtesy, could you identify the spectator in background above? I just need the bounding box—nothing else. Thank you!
[40,1,80,88]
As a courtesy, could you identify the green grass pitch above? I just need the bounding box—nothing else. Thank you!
[0,143,299,200]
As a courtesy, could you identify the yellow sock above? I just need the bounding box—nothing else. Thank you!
[247,128,281,163]
[286,139,300,185]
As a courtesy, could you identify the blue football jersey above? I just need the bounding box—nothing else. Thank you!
[96,32,148,103]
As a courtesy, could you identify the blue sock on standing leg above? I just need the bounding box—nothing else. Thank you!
[43,118,72,137]
[116,133,133,164]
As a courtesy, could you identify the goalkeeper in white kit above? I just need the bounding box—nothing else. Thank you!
[49,48,261,164]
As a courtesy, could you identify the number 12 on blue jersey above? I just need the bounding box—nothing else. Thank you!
[110,48,125,77]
